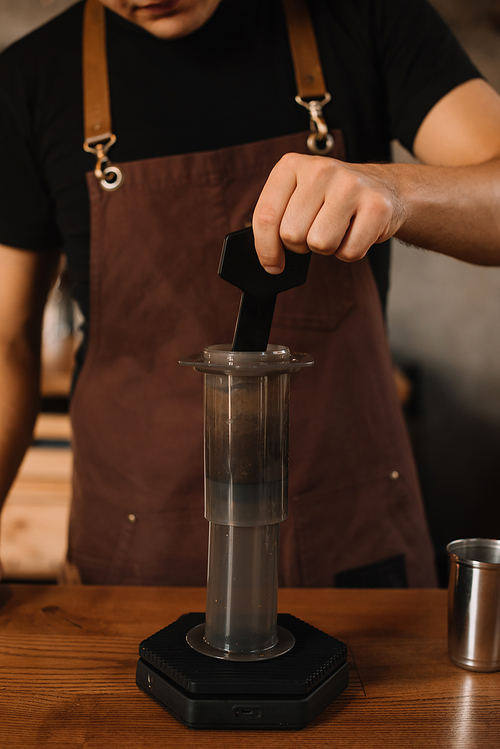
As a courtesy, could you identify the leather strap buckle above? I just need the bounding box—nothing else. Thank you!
[83,133,124,191]
[282,0,334,156]
[295,94,334,155]
[82,0,124,191]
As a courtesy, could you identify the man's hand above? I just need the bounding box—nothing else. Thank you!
[253,79,500,270]
[253,154,406,273]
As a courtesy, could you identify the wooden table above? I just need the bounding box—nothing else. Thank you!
[0,586,498,747]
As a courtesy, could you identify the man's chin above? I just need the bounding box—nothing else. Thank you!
[134,15,197,40]
[104,1,223,40]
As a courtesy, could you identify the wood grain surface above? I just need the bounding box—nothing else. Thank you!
[0,586,498,748]
[0,436,71,580]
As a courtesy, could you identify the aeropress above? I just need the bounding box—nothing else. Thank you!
[136,228,349,729]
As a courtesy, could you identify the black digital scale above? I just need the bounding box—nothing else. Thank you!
[136,612,348,730]
[136,230,349,729]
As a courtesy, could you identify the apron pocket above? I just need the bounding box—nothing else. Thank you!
[272,254,355,331]
[292,472,416,587]
[334,554,407,588]
[70,503,209,586]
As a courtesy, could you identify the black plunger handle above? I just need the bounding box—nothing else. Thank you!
[219,227,311,352]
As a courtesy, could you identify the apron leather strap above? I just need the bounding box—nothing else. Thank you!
[82,0,123,190]
[281,0,334,154]
[80,0,332,187]
[83,0,111,143]
[281,0,327,100]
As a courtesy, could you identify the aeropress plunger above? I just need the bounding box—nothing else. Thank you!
[136,228,349,729]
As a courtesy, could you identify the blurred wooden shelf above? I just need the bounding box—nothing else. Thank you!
[40,335,75,398]
[0,279,78,579]
[0,413,72,581]
[33,413,72,441]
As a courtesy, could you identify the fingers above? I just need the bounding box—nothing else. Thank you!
[326,189,394,262]
[253,153,399,271]
[252,157,299,274]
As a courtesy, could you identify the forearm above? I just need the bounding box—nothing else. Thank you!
[0,244,58,581]
[0,341,41,510]
[381,158,500,266]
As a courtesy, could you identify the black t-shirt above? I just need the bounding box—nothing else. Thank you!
[0,0,480,329]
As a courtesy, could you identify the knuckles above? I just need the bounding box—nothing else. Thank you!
[277,151,339,181]
[279,223,307,249]
[306,230,337,256]
[253,204,283,230]
[364,190,393,222]
[336,244,367,263]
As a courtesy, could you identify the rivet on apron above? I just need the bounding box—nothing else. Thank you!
[127,513,137,524]
[389,470,400,481]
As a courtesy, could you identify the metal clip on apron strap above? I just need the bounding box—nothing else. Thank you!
[282,0,334,155]
[81,0,330,191]
[82,0,123,191]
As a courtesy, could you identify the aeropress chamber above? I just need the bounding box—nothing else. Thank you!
[136,229,348,729]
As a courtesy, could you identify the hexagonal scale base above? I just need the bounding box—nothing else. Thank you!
[136,612,348,730]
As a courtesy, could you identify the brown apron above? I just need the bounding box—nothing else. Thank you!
[68,0,437,587]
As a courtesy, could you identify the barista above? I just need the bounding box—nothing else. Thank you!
[1,0,500,586]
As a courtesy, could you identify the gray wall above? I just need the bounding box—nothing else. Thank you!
[0,0,77,52]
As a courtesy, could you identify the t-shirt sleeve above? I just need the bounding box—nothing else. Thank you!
[373,0,482,153]
[0,46,62,252]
